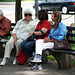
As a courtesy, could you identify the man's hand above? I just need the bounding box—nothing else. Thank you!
[14,38,17,44]
[29,31,34,37]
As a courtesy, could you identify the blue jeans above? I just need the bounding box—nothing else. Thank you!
[20,39,35,58]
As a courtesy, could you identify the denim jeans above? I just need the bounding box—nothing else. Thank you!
[20,39,35,58]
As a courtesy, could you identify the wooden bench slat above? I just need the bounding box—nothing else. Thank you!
[67,26,75,30]
[46,49,75,55]
[67,33,75,37]
[67,39,75,43]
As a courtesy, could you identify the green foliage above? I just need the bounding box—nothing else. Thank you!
[72,44,75,50]
[48,55,56,61]
[8,36,11,39]
[72,60,75,64]
[72,37,75,50]
[0,0,16,2]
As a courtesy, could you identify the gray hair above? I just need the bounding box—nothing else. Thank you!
[24,8,32,15]
[0,9,3,15]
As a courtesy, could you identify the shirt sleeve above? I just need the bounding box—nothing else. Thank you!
[43,21,51,30]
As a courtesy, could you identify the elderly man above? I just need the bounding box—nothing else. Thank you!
[0,9,11,38]
[0,8,38,66]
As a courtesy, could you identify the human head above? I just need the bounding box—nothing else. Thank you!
[24,8,32,21]
[37,9,48,21]
[0,9,4,20]
[51,11,62,23]
[51,11,62,30]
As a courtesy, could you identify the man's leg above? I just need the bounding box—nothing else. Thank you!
[13,39,23,64]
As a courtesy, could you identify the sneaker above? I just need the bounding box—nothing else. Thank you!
[31,55,42,63]
[13,58,16,65]
[30,64,42,70]
[38,64,42,70]
[0,58,7,66]
[30,64,38,70]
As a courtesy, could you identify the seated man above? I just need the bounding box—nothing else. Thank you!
[0,8,38,66]
[0,9,11,39]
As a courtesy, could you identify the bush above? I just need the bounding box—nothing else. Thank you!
[48,55,56,61]
[0,0,16,2]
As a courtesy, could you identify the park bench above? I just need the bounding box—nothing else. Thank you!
[0,23,75,69]
[42,26,75,69]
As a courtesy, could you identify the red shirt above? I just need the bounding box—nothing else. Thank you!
[35,19,51,39]
[0,16,11,36]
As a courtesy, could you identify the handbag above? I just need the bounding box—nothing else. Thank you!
[27,29,45,41]
[27,34,39,41]
[54,39,68,50]
[16,51,28,64]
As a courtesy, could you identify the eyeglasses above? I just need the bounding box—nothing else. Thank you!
[24,14,32,16]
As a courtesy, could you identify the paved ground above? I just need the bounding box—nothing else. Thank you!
[0,57,75,75]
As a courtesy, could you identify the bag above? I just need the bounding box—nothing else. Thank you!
[27,34,39,41]
[16,51,28,64]
[54,39,68,50]
[27,29,45,41]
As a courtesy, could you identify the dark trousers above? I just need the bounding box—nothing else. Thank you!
[20,39,35,58]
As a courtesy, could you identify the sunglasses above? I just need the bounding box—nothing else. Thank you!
[24,14,32,16]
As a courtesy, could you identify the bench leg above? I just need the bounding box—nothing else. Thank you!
[42,50,48,63]
[52,53,71,69]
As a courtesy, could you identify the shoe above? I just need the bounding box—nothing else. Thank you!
[30,64,38,70]
[0,58,7,66]
[31,55,42,63]
[13,58,16,65]
[38,64,42,70]
[30,64,42,70]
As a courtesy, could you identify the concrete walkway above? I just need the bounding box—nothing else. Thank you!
[0,57,75,75]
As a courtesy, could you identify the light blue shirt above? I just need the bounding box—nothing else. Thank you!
[48,22,67,41]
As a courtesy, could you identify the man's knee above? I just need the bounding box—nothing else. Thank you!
[6,40,13,45]
[25,43,29,50]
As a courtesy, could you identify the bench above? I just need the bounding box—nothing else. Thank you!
[0,23,16,57]
[42,26,75,69]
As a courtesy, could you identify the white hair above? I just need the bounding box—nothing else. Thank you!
[24,8,32,14]
[0,9,3,15]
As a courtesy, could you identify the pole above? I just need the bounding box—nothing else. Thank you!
[15,0,21,23]
[35,0,38,18]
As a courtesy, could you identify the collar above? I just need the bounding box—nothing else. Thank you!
[39,19,47,23]
[22,19,33,21]
[22,19,33,24]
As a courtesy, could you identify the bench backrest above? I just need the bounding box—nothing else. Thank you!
[11,23,16,26]
[67,26,75,44]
